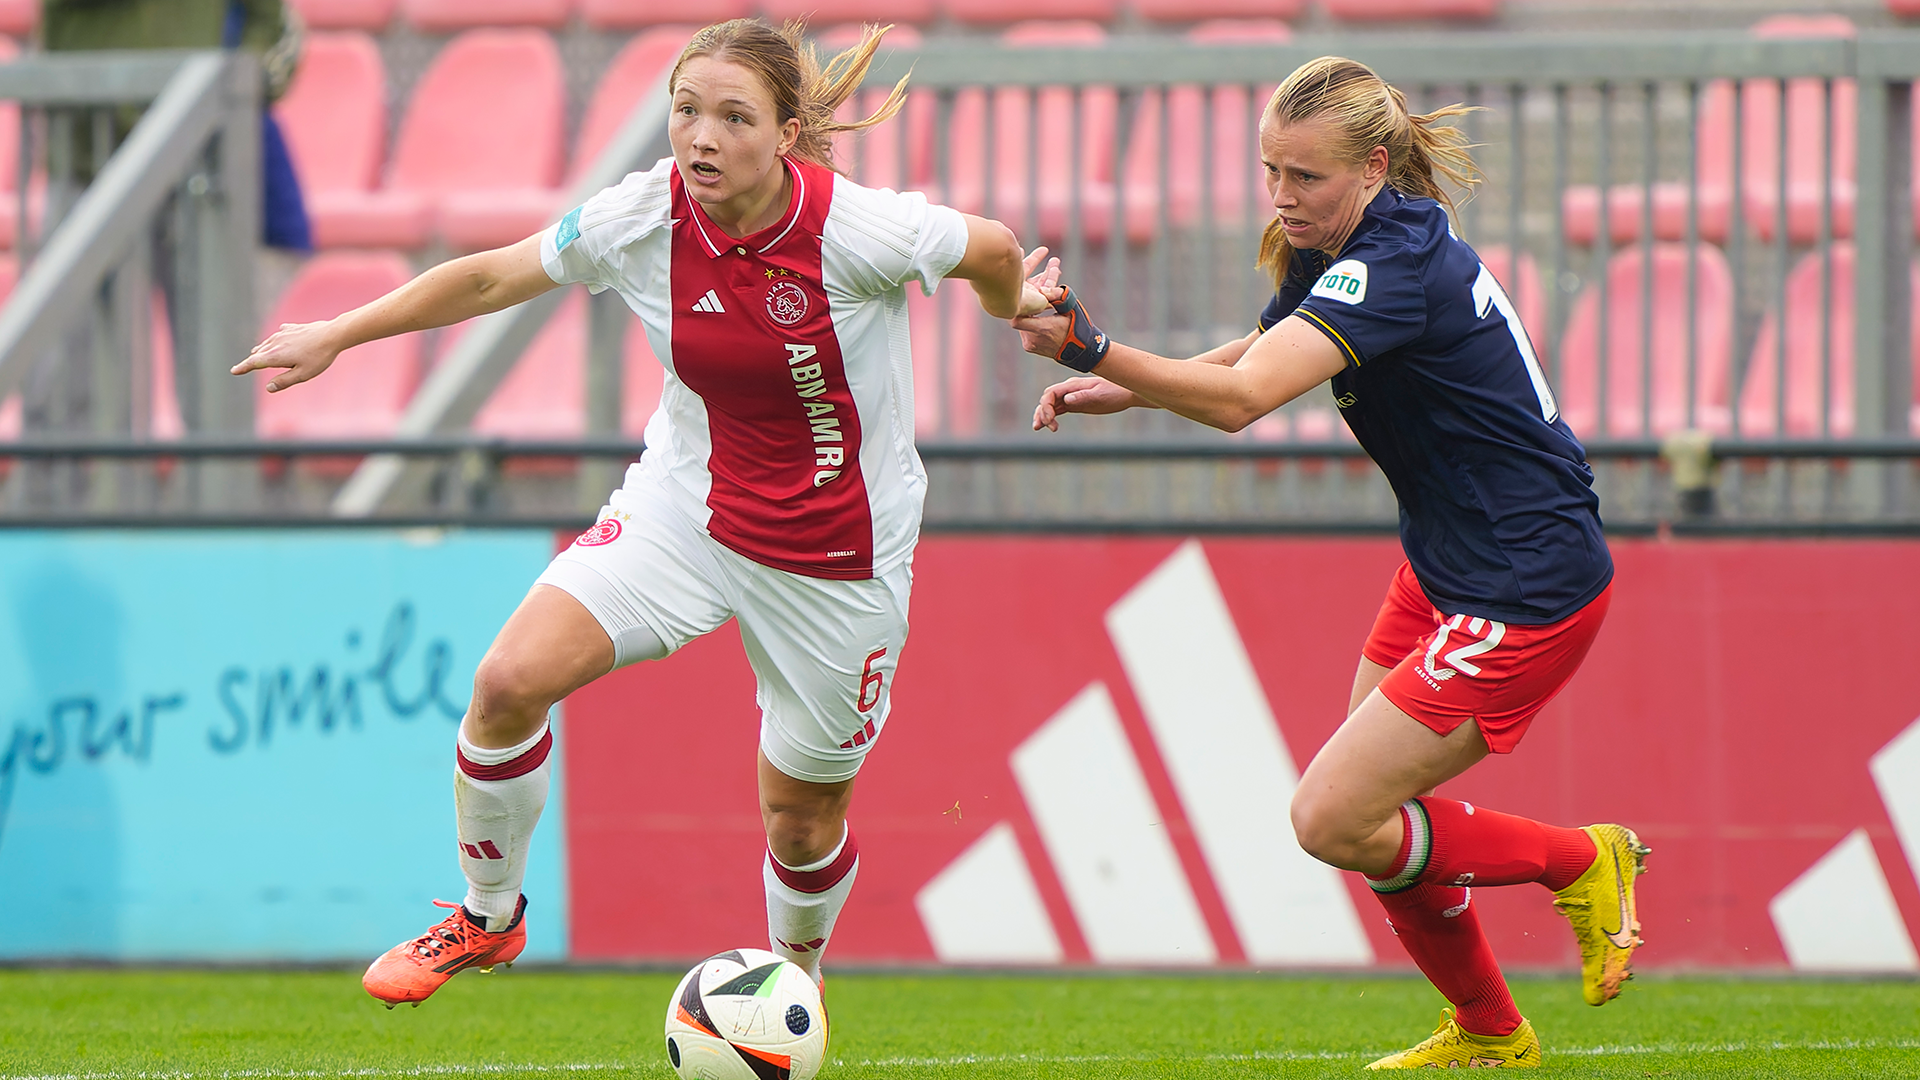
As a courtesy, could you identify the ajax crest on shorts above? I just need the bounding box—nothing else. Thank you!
[574,515,625,547]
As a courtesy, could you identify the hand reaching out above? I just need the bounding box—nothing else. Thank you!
[230,321,345,393]
[1032,375,1140,431]
[1016,246,1062,317]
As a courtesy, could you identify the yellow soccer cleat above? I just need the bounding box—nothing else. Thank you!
[1365,1009,1542,1069]
[1552,823,1651,1006]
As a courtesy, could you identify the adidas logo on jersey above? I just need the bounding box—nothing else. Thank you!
[691,289,726,314]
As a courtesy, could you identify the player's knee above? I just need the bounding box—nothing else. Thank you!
[467,651,558,743]
[1290,788,1359,869]
[763,806,844,867]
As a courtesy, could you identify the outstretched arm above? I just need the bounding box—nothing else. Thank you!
[1030,330,1260,431]
[945,215,1057,319]
[231,234,560,393]
[1017,294,1347,433]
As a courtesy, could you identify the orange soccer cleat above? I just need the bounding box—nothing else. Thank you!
[362,896,527,1008]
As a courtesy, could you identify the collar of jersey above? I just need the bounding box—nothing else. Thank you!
[1331,185,1402,260]
[677,157,809,260]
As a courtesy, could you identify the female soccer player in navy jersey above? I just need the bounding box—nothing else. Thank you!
[1015,56,1647,1069]
[234,19,1057,1008]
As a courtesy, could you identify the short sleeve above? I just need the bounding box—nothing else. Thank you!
[1257,255,1315,333]
[822,180,972,299]
[541,201,611,294]
[1290,238,1427,368]
[539,164,670,295]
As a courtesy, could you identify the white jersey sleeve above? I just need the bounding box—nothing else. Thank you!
[820,176,971,300]
[541,158,676,294]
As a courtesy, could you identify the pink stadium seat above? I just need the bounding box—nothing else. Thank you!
[942,0,1116,26]
[439,25,679,247]
[822,25,935,193]
[574,26,697,182]
[1135,0,1302,21]
[474,292,586,441]
[286,0,397,31]
[1560,176,1735,248]
[581,0,749,28]
[764,0,932,25]
[1321,0,1496,20]
[0,38,16,250]
[1737,246,1920,437]
[1122,20,1288,237]
[467,292,667,441]
[908,287,981,437]
[401,0,572,30]
[945,22,1119,242]
[0,254,16,439]
[1557,243,1735,439]
[1739,15,1857,244]
[1562,15,1860,248]
[1476,244,1546,347]
[385,30,566,251]
[275,33,399,249]
[0,2,33,36]
[147,292,185,441]
[0,35,39,252]
[256,252,423,440]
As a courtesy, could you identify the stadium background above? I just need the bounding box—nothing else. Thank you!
[0,0,1917,983]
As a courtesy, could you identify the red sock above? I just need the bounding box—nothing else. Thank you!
[1372,880,1521,1037]
[1392,797,1596,891]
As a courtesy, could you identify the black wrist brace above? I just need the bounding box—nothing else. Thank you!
[1050,286,1111,373]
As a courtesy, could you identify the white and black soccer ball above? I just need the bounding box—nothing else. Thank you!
[663,948,826,1080]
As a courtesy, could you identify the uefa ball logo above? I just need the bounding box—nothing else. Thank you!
[574,518,623,547]
[766,280,809,327]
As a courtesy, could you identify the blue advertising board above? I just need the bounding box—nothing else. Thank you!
[0,529,564,961]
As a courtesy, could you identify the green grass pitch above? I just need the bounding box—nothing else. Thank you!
[2,968,1916,1078]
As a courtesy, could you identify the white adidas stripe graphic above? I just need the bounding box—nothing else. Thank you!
[915,540,1374,966]
[691,289,725,313]
[1769,718,1920,971]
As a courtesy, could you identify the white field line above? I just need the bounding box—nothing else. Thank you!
[6,1038,1919,1080]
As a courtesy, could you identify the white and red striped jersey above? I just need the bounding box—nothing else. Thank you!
[541,157,970,580]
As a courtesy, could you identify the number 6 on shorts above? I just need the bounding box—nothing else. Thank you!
[858,648,887,712]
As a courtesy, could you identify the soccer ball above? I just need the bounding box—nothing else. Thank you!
[664,948,826,1080]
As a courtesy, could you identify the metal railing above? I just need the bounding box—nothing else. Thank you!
[1,34,1916,531]
[0,50,262,512]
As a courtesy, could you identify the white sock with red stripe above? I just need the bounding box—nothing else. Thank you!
[455,720,553,932]
[764,825,859,984]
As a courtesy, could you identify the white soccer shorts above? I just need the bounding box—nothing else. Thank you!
[536,468,910,784]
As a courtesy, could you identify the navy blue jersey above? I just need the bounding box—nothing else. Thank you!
[1259,186,1611,624]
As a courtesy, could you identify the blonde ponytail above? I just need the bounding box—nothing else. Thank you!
[1256,56,1481,287]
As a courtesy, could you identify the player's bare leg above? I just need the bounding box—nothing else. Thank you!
[759,752,858,987]
[1291,682,1490,877]
[363,585,615,1007]
[1293,662,1641,1065]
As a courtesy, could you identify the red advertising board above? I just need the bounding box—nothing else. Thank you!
[562,536,1920,972]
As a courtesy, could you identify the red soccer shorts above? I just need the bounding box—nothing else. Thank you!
[1362,561,1610,753]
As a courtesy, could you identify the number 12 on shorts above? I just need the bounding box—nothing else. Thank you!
[840,649,888,749]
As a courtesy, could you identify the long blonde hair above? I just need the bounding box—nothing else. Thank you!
[669,19,909,174]
[1256,56,1480,287]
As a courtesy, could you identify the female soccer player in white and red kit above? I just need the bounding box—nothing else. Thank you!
[234,19,1057,1007]
[1016,57,1648,1069]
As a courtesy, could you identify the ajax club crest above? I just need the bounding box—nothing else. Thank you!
[574,517,623,547]
[766,280,809,327]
